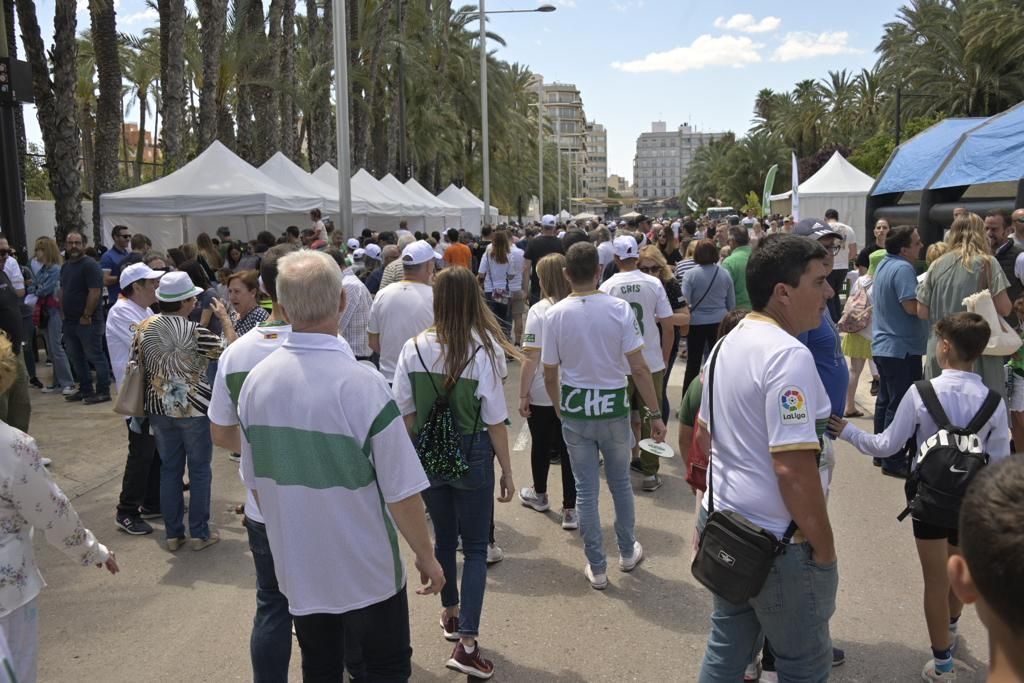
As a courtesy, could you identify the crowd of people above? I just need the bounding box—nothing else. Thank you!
[0,204,1022,682]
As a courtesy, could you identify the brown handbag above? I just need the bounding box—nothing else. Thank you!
[113,317,155,417]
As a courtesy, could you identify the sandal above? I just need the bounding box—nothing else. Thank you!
[844,409,864,418]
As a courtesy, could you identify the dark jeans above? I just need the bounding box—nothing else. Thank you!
[662,331,680,418]
[116,418,161,516]
[244,516,292,683]
[826,269,848,323]
[150,414,213,540]
[21,315,36,379]
[527,404,576,509]
[422,432,494,638]
[484,293,511,341]
[292,587,412,683]
[873,354,922,473]
[63,318,110,394]
[683,323,720,395]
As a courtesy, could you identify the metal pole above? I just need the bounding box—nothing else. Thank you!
[537,82,543,217]
[332,0,353,237]
[396,0,407,180]
[556,107,562,215]
[894,85,902,148]
[479,0,490,227]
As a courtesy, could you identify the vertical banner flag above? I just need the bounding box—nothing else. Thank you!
[762,164,778,218]
[791,152,800,221]
[686,196,699,212]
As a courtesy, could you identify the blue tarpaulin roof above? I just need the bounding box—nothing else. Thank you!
[871,118,986,195]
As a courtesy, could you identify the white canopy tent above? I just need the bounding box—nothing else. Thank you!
[312,163,431,231]
[438,184,486,230]
[769,152,875,243]
[100,141,322,251]
[573,211,599,221]
[403,178,464,229]
[379,174,459,230]
[457,186,500,225]
[312,162,339,186]
[259,152,339,215]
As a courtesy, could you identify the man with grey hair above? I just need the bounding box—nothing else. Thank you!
[237,249,443,680]
[379,235,417,291]
[368,241,435,384]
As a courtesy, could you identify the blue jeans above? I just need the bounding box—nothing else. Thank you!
[244,516,292,683]
[45,312,74,388]
[873,354,922,472]
[62,318,110,394]
[696,508,838,683]
[562,416,636,574]
[149,415,213,540]
[421,432,495,638]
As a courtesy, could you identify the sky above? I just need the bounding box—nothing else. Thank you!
[18,0,903,183]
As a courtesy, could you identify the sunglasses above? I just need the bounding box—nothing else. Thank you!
[0,249,9,257]
[639,265,660,274]
[116,232,132,239]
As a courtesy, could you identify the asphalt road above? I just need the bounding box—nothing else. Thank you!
[26,359,991,682]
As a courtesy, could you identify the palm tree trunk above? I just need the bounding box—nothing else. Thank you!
[279,0,297,158]
[3,0,27,194]
[15,0,85,241]
[197,0,227,150]
[134,88,148,185]
[160,0,186,172]
[89,0,122,241]
[254,0,282,164]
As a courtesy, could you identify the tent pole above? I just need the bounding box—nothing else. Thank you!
[182,216,189,243]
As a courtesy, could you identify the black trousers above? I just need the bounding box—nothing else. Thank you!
[293,587,412,682]
[826,269,848,323]
[116,418,162,516]
[527,404,576,509]
[682,323,720,395]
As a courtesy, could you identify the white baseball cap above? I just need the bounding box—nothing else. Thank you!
[541,214,557,228]
[613,235,639,260]
[119,262,164,289]
[156,271,203,302]
[364,243,382,260]
[353,248,366,259]
[402,240,436,266]
[347,238,360,250]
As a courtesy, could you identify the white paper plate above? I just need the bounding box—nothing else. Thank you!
[639,438,675,459]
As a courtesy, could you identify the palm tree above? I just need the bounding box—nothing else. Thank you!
[89,0,123,238]
[196,0,228,150]
[279,0,297,158]
[122,34,161,183]
[159,0,187,171]
[14,0,85,238]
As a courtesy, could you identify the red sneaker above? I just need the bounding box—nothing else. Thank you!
[446,641,494,679]
[439,613,459,642]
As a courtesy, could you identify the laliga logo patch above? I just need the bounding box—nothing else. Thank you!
[779,386,809,425]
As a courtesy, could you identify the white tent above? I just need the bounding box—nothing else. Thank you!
[769,152,875,243]
[379,174,461,231]
[573,211,599,221]
[312,162,338,186]
[456,186,500,225]
[438,185,486,230]
[260,152,339,215]
[403,178,465,229]
[100,141,322,251]
[350,169,421,230]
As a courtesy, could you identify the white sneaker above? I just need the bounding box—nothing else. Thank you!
[40,457,53,467]
[518,487,550,512]
[486,543,504,565]
[619,541,644,572]
[41,385,59,394]
[743,654,762,682]
[61,386,77,396]
[922,660,957,681]
[561,508,579,530]
[584,564,608,590]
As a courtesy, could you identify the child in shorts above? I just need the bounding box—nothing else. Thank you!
[829,312,1011,681]
[949,456,1024,683]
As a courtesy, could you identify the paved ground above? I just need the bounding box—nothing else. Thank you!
[26,359,992,682]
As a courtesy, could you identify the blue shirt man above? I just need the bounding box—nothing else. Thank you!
[99,225,132,302]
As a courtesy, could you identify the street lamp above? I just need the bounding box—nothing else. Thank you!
[471,2,555,227]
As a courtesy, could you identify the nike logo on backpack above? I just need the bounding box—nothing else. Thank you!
[949,465,970,474]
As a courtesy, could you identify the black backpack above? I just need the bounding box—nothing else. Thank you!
[898,380,1001,529]
[413,340,482,481]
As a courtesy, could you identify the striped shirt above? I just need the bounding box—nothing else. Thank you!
[140,314,222,418]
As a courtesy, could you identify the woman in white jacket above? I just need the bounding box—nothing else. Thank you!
[0,334,119,683]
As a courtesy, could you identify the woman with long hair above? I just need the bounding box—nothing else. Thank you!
[517,253,577,528]
[196,232,223,271]
[477,229,520,340]
[638,245,690,418]
[32,237,75,394]
[392,266,517,679]
[918,213,1011,396]
[680,239,735,390]
[656,225,682,265]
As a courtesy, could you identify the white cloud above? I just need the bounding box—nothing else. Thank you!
[771,31,862,62]
[122,7,159,24]
[611,34,762,73]
[713,14,781,33]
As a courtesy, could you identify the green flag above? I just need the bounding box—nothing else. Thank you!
[762,164,778,217]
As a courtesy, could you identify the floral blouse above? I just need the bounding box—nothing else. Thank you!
[0,423,109,617]
[139,314,223,418]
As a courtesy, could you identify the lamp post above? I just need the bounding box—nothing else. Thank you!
[329,0,353,237]
[537,81,544,217]
[473,3,555,227]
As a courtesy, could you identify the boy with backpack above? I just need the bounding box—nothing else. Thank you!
[948,456,1024,683]
[829,312,1011,681]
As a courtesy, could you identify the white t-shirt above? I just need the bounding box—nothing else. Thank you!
[541,292,643,420]
[522,297,555,405]
[392,330,508,433]
[237,332,428,616]
[104,297,153,391]
[367,281,435,380]
[599,269,673,373]
[697,313,831,539]
[2,259,23,292]
[831,222,857,269]
[597,241,615,273]
[478,248,524,294]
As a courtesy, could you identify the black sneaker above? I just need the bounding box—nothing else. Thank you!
[832,647,845,667]
[629,458,644,473]
[138,506,162,519]
[29,377,43,389]
[84,392,111,405]
[64,390,89,402]
[116,514,154,535]
[870,378,880,396]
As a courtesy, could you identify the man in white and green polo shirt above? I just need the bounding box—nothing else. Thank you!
[541,241,667,591]
[236,249,443,680]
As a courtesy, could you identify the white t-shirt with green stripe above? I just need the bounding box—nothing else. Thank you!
[541,291,644,420]
[599,269,673,373]
[237,332,428,616]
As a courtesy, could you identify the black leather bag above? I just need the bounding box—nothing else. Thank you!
[690,341,796,604]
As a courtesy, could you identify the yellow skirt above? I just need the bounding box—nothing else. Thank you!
[842,333,872,360]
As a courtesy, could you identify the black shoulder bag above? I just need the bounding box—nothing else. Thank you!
[691,340,798,604]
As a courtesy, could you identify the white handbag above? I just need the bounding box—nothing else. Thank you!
[963,289,1022,356]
